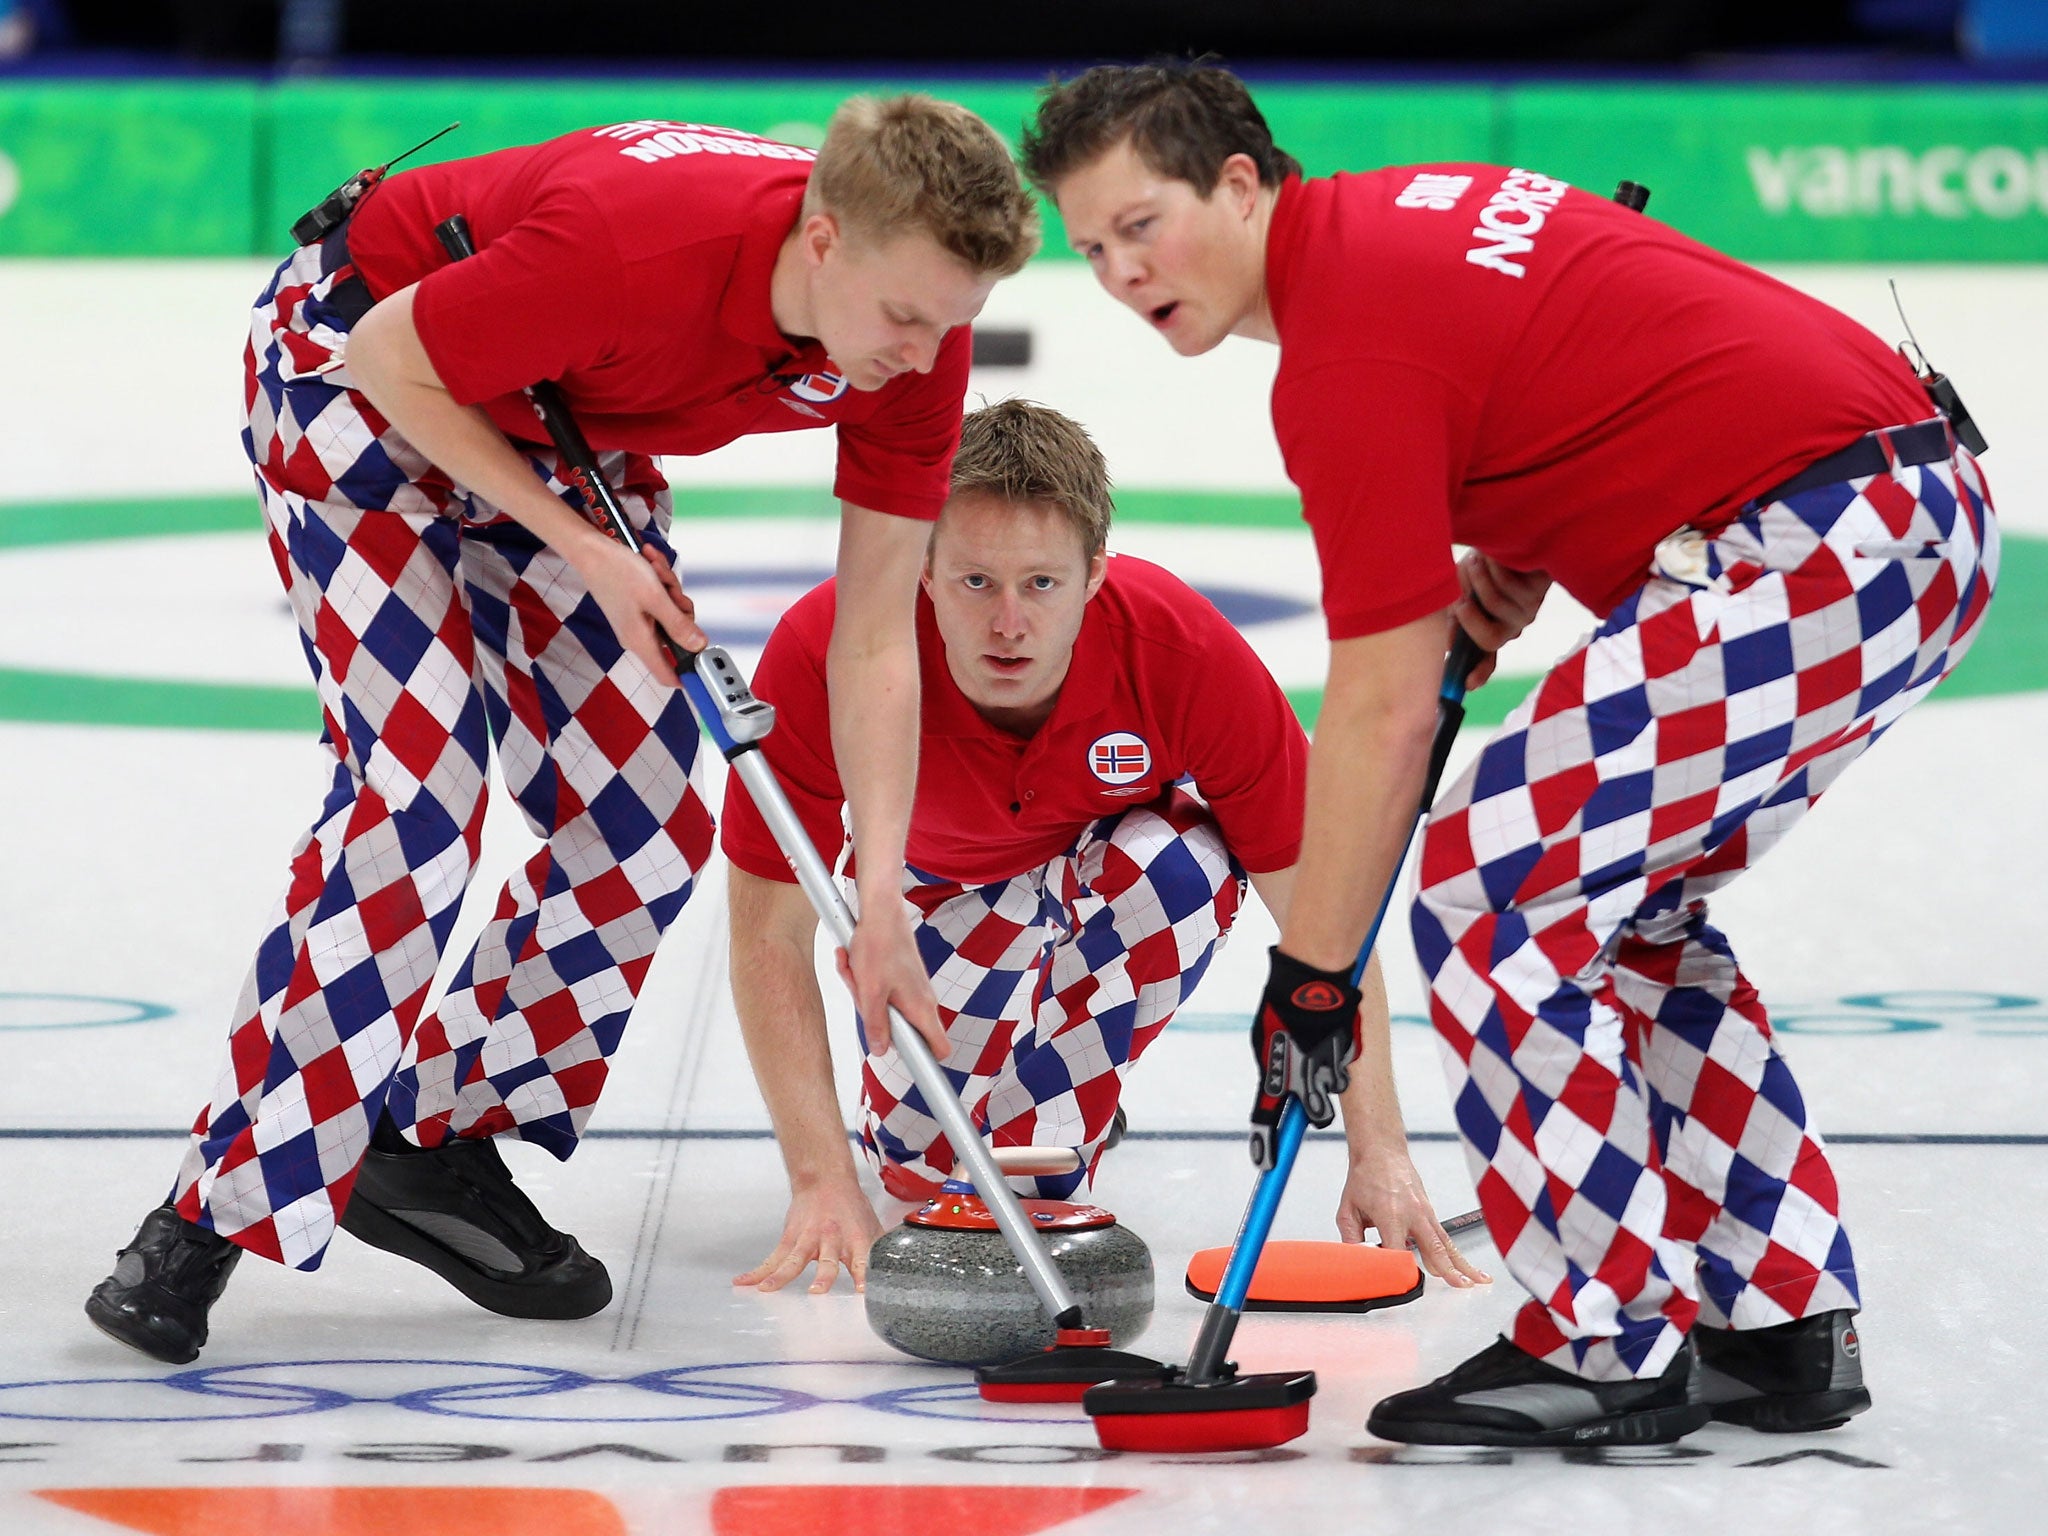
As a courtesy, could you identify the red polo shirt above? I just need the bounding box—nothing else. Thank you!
[720,554,1309,886]
[346,120,970,520]
[1266,165,1933,635]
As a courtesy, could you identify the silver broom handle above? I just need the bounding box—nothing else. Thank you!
[697,650,1085,1329]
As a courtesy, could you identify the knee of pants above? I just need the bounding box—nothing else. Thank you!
[1093,799,1240,910]
[1621,896,1707,952]
[325,738,490,882]
[558,704,714,878]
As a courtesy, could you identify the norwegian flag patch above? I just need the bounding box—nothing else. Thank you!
[1088,731,1152,785]
[788,371,849,404]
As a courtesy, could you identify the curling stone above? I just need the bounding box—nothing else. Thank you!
[865,1156,1153,1367]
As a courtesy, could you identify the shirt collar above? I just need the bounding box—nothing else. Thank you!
[1264,174,1305,333]
[916,594,988,738]
[1040,594,1115,728]
[720,183,831,373]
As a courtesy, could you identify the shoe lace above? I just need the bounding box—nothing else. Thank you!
[158,1226,239,1290]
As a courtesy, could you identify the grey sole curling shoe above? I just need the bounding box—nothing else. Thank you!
[340,1130,611,1320]
[1368,1335,1711,1447]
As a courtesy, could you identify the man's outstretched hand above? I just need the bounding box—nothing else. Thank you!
[734,1179,885,1295]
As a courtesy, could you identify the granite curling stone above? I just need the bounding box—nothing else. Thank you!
[865,1190,1154,1367]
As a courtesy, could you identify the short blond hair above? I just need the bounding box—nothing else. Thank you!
[806,95,1040,277]
[946,399,1113,558]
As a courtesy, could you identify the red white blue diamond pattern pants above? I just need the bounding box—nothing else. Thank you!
[862,795,1244,1201]
[1413,433,1995,1380]
[172,241,714,1269]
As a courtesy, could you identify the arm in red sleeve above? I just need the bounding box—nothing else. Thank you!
[1172,603,1313,875]
[1276,358,1466,640]
[408,184,627,408]
[832,327,970,522]
[718,599,849,883]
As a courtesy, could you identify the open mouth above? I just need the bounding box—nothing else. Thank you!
[1149,301,1179,327]
[986,655,1031,675]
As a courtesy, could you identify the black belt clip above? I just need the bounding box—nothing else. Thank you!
[1916,365,1988,458]
[289,121,461,247]
[1889,279,1988,457]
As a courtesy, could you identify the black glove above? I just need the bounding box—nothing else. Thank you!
[1248,947,1363,1169]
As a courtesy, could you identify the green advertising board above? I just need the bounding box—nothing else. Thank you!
[1,79,2044,261]
[263,80,1042,256]
[0,83,260,256]
[261,80,1494,259]
[1253,84,1495,176]
[1506,86,2048,261]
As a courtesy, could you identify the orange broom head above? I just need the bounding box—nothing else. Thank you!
[1184,1239,1423,1311]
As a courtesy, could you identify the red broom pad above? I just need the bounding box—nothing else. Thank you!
[975,1329,1172,1402]
[978,1380,1093,1404]
[1092,1399,1313,1453]
[1084,1370,1316,1453]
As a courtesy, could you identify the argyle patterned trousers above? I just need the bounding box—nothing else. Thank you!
[1413,429,1996,1379]
[861,794,1245,1201]
[171,239,712,1268]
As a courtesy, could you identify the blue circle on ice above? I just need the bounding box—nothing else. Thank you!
[0,993,174,1030]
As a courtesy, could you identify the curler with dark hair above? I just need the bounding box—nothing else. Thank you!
[1021,58,1300,197]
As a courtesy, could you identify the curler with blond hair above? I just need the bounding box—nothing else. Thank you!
[806,95,1041,278]
[945,399,1114,559]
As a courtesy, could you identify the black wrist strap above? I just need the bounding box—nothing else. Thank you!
[1266,948,1360,1034]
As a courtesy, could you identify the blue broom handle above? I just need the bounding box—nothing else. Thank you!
[1187,630,1484,1377]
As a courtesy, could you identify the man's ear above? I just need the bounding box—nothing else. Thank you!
[922,512,948,594]
[1217,153,1264,216]
[802,211,841,268]
[1083,549,1109,601]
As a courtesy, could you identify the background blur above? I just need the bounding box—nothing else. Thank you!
[3,2,2046,264]
[7,1,2048,68]
[2,12,2045,1535]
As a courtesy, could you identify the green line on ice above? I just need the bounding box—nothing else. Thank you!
[2,491,2040,733]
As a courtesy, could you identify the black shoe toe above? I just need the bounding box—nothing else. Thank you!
[84,1206,241,1364]
[84,1288,203,1365]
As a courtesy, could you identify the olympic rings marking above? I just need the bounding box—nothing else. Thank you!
[0,1358,1014,1428]
[856,1379,1078,1427]
[1839,990,2037,1012]
[395,1361,816,1424]
[0,1372,351,1424]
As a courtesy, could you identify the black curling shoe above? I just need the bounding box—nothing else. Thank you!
[1367,1335,1710,1447]
[1694,1309,1871,1432]
[340,1126,611,1319]
[85,1205,243,1365]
